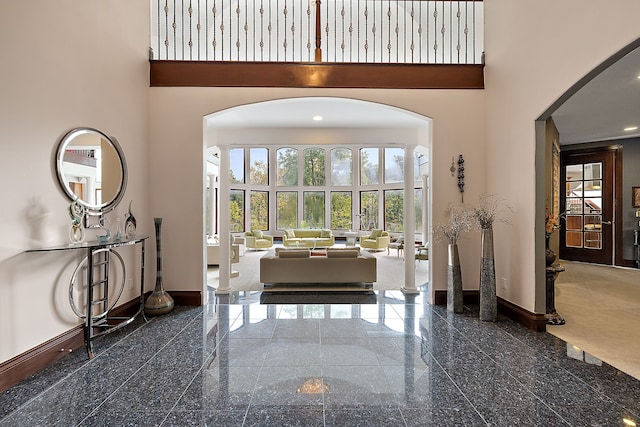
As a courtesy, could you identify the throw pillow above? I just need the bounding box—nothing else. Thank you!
[320,229,331,238]
[285,229,296,238]
[326,249,359,258]
[252,229,263,239]
[279,249,310,258]
[370,229,382,239]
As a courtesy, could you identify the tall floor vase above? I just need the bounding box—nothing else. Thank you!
[479,227,497,322]
[144,218,174,316]
[447,243,464,313]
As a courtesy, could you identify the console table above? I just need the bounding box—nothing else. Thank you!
[28,236,149,358]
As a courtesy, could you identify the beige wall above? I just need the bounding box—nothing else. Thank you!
[149,88,486,304]
[484,0,640,311]
[3,0,640,365]
[0,2,150,362]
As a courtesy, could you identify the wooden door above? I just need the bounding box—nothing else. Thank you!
[560,149,615,265]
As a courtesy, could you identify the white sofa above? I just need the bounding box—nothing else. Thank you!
[259,247,377,284]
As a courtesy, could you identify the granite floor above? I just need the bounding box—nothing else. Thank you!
[1,289,640,426]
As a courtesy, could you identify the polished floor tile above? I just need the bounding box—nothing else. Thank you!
[1,292,639,426]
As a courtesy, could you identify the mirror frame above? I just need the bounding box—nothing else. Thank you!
[55,127,128,218]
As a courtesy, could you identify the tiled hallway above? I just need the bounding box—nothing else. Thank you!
[1,290,639,426]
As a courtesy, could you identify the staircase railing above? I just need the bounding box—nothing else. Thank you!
[151,0,484,64]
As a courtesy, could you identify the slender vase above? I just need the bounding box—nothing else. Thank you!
[447,243,464,313]
[144,218,174,316]
[479,227,497,322]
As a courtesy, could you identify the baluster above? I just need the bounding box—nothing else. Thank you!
[283,2,288,60]
[259,1,264,60]
[306,1,311,60]
[212,1,217,59]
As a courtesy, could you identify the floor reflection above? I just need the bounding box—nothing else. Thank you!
[1,293,639,426]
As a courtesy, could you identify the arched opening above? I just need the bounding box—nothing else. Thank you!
[535,38,640,379]
[202,97,433,300]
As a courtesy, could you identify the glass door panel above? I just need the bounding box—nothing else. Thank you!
[564,162,603,250]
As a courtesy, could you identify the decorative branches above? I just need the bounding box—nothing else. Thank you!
[472,194,512,230]
[434,202,474,245]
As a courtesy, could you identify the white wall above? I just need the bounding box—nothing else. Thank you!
[484,0,640,312]
[0,2,150,363]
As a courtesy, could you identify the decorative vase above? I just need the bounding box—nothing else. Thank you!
[545,235,557,267]
[145,217,174,316]
[124,200,137,239]
[447,243,464,313]
[69,224,85,244]
[479,227,497,322]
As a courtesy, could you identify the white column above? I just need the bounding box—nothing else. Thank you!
[402,146,418,294]
[216,146,231,294]
[422,174,429,245]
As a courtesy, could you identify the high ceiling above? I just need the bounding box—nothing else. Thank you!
[551,46,640,145]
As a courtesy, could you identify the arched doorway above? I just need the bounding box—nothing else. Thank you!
[203,97,433,297]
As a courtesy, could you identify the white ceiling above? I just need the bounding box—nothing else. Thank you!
[206,97,430,129]
[552,46,640,145]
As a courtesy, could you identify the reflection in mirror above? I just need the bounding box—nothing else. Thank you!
[56,128,127,213]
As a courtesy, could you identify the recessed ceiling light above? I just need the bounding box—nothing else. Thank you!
[624,126,638,132]
[313,116,323,121]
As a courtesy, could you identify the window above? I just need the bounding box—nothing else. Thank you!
[384,190,404,232]
[229,189,245,231]
[360,191,378,230]
[229,148,244,184]
[303,191,325,228]
[304,148,325,186]
[249,148,268,185]
[331,191,352,230]
[277,191,298,229]
[250,190,269,230]
[331,148,352,186]
[384,148,404,183]
[277,148,298,186]
[360,148,379,185]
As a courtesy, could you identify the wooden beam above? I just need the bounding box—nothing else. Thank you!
[150,61,484,89]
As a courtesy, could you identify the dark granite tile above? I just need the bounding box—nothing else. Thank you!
[384,365,470,410]
[97,357,200,413]
[77,410,168,426]
[227,318,277,339]
[551,402,639,427]
[444,363,542,410]
[478,402,570,426]
[220,338,270,367]
[325,407,406,427]
[322,365,396,408]
[244,405,324,427]
[320,337,381,366]
[400,407,487,427]
[174,362,260,410]
[261,338,322,367]
[251,365,324,406]
[368,336,430,367]
[163,409,248,426]
[319,318,370,338]
[272,318,320,338]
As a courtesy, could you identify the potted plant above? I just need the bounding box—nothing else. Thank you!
[434,203,473,313]
[471,194,512,322]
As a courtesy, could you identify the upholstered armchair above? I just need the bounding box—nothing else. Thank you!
[360,229,390,252]
[245,230,274,250]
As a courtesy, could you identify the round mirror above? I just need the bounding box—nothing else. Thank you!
[56,127,127,213]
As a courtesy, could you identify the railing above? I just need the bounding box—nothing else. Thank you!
[152,0,483,64]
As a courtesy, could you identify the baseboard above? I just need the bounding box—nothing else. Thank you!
[433,290,546,332]
[0,324,84,393]
[497,296,547,332]
[0,291,201,393]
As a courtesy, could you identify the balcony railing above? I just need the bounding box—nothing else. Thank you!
[152,0,483,64]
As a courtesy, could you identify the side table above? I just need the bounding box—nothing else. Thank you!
[545,264,566,325]
[344,231,358,247]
